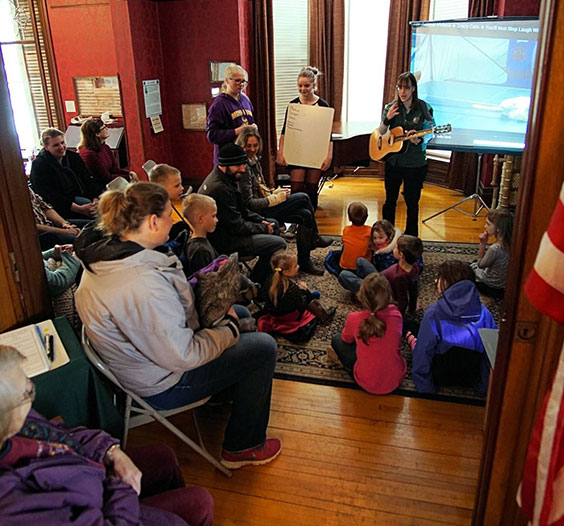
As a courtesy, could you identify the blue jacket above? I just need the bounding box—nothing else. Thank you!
[412,280,497,394]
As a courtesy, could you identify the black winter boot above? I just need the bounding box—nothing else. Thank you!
[297,226,324,275]
[307,299,336,324]
[299,258,324,276]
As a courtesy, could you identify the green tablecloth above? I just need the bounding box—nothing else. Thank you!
[33,317,124,439]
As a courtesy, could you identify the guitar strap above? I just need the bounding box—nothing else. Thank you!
[419,99,433,123]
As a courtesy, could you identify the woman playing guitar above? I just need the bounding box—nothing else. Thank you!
[379,72,435,237]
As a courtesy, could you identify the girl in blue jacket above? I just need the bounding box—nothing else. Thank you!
[411,260,497,394]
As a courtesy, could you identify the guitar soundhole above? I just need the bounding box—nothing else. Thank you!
[378,137,382,148]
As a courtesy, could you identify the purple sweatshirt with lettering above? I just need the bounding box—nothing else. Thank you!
[206,92,255,164]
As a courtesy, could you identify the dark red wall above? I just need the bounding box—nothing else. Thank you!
[47,0,243,179]
[46,0,118,123]
[114,0,172,174]
[157,0,243,181]
[497,0,541,16]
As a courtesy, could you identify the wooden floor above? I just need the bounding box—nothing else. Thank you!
[131,179,486,525]
[129,381,483,525]
[316,176,486,242]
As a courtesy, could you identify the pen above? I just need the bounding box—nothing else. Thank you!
[44,333,54,362]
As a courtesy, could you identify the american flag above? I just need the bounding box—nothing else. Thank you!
[518,180,564,525]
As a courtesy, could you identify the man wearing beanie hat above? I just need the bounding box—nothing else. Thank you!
[199,143,286,284]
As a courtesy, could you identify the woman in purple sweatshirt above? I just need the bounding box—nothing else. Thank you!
[0,345,213,526]
[206,64,257,165]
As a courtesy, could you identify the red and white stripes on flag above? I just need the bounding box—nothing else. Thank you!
[524,181,564,324]
[518,179,564,526]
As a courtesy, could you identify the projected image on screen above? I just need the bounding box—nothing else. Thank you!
[410,18,539,154]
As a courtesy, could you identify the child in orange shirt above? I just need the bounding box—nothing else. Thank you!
[325,202,371,276]
[340,202,371,269]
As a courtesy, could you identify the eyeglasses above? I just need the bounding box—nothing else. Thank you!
[12,379,36,409]
[396,85,414,91]
[229,78,248,85]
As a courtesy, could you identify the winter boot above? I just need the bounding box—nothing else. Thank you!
[297,226,324,275]
[307,299,336,324]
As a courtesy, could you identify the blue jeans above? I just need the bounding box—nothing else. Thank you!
[144,307,278,452]
[338,258,378,294]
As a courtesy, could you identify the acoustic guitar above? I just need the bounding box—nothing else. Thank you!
[369,124,451,161]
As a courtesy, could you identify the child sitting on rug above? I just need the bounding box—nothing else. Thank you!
[408,260,498,394]
[471,208,513,298]
[381,235,423,315]
[337,219,401,293]
[182,193,258,299]
[338,234,423,315]
[325,202,371,276]
[258,251,336,343]
[369,219,402,271]
[328,272,404,394]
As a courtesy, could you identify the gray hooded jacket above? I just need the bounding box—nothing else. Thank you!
[75,226,239,397]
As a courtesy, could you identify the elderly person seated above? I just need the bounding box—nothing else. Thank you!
[78,118,138,185]
[30,128,103,220]
[0,345,214,525]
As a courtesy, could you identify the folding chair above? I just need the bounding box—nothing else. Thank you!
[81,327,232,477]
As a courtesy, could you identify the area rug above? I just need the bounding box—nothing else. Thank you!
[270,238,503,406]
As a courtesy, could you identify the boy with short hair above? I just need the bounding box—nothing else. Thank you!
[382,234,424,315]
[149,163,191,261]
[182,193,220,276]
[339,202,372,270]
[182,193,258,299]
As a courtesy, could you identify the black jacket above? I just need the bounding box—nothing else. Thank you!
[263,273,313,315]
[30,149,102,218]
[198,166,268,253]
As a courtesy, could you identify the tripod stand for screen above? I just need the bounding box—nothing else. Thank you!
[422,153,489,224]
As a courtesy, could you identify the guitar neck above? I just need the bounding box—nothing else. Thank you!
[394,128,435,143]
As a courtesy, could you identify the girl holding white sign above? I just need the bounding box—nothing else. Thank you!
[276,67,333,210]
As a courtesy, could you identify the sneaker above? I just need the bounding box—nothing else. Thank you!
[220,438,282,469]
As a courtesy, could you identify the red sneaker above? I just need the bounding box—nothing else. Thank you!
[220,438,282,469]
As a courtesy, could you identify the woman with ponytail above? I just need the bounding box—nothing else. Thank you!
[74,182,282,470]
[329,272,405,394]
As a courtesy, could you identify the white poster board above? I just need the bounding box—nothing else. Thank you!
[283,103,334,169]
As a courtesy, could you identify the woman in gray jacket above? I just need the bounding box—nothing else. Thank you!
[75,182,281,470]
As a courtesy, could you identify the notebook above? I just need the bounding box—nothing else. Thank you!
[0,320,69,377]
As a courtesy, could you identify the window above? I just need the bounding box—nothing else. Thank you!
[74,76,122,117]
[342,0,390,123]
[0,0,62,158]
[273,0,309,137]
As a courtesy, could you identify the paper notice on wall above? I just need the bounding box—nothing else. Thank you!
[150,115,164,133]
[283,104,334,169]
[143,79,162,118]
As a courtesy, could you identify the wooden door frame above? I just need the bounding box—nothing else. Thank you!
[473,0,564,523]
[0,51,50,330]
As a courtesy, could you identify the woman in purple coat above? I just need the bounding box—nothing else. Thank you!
[0,345,213,526]
[206,64,257,165]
